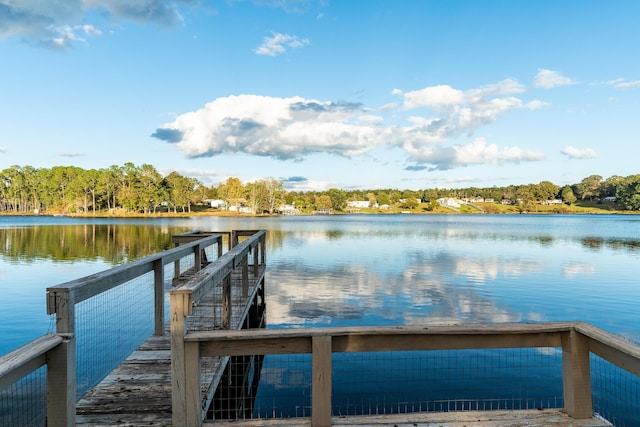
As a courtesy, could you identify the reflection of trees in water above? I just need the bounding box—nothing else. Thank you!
[581,236,640,252]
[0,224,191,264]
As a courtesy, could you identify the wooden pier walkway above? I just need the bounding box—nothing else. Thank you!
[75,238,266,426]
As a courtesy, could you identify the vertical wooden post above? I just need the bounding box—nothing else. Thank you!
[242,257,249,298]
[223,274,231,329]
[46,289,76,426]
[173,242,181,285]
[185,340,202,426]
[217,236,223,258]
[312,335,332,427]
[194,244,202,272]
[260,236,266,265]
[562,329,593,419]
[252,244,259,275]
[153,258,165,336]
[171,290,192,426]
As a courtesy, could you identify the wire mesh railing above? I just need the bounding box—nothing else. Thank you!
[207,347,566,421]
[0,367,47,427]
[74,270,156,396]
[592,352,640,426]
[184,323,640,426]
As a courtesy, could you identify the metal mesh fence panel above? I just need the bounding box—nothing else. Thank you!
[331,348,563,416]
[207,353,312,421]
[0,366,47,427]
[177,253,195,278]
[206,347,565,421]
[591,353,640,426]
[74,271,155,397]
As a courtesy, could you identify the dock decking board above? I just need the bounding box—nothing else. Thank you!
[75,264,265,426]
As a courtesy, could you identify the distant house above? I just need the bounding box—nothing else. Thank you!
[347,200,370,209]
[437,197,461,208]
[603,196,617,203]
[278,204,300,215]
[206,199,227,209]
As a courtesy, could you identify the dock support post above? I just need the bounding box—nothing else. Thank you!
[242,257,249,298]
[153,258,165,336]
[46,289,76,426]
[562,329,593,418]
[171,290,193,426]
[312,335,332,427]
[185,340,202,426]
[223,274,231,329]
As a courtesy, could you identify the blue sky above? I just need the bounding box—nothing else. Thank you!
[1,1,638,192]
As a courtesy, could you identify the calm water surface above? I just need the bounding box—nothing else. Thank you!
[1,214,639,357]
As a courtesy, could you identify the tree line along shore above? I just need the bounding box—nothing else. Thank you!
[1,164,639,216]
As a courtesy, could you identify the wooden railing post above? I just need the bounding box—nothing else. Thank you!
[260,235,266,265]
[185,340,202,426]
[242,257,249,298]
[252,244,259,275]
[46,289,76,426]
[171,289,193,426]
[562,329,593,418]
[194,244,202,272]
[153,258,165,336]
[312,335,332,427]
[223,274,232,329]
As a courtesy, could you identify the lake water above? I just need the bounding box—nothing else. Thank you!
[1,214,639,422]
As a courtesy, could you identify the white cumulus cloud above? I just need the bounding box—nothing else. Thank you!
[255,32,310,56]
[402,138,545,171]
[533,68,575,89]
[152,94,382,160]
[561,146,597,159]
[154,78,549,172]
[393,79,540,143]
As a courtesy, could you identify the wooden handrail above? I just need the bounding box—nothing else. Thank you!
[171,230,266,425]
[181,322,640,426]
[46,234,222,308]
[0,334,63,391]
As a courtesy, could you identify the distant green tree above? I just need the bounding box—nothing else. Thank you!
[601,175,624,198]
[376,192,391,205]
[616,175,640,210]
[315,194,332,210]
[400,198,419,209]
[533,181,560,201]
[575,175,603,200]
[166,171,197,213]
[326,188,347,211]
[561,185,577,205]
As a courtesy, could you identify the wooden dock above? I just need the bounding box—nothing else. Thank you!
[75,236,266,426]
[2,229,636,426]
